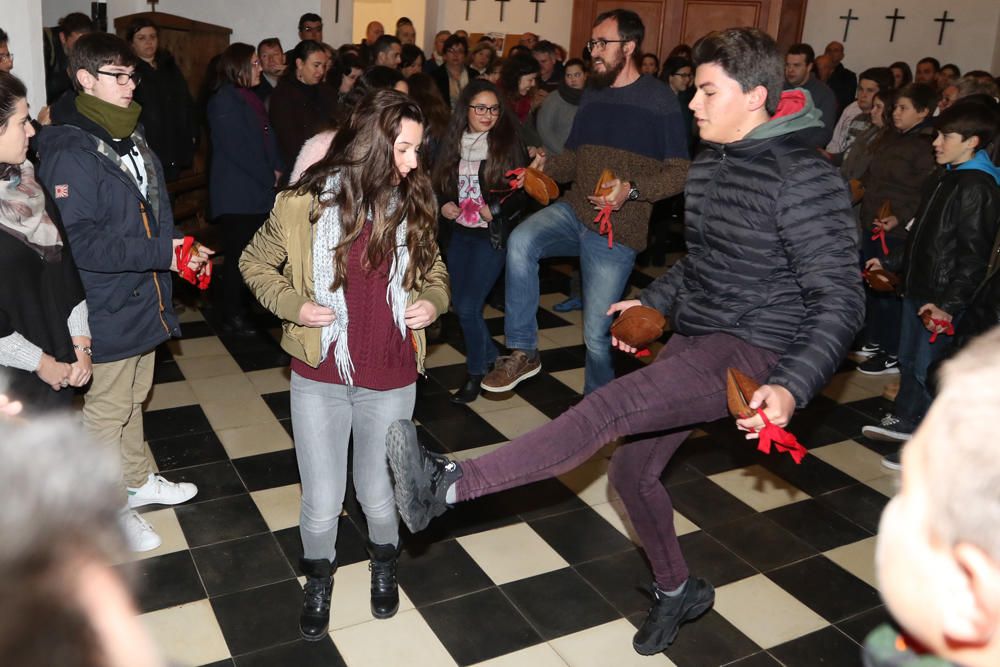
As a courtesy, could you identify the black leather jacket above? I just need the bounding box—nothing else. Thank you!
[884,168,1000,315]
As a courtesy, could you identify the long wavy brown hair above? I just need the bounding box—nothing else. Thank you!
[294,89,438,292]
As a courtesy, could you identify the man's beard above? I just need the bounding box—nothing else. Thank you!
[588,57,625,89]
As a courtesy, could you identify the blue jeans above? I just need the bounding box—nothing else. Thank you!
[504,201,637,393]
[290,373,416,561]
[895,298,953,427]
[447,228,506,375]
[862,233,903,356]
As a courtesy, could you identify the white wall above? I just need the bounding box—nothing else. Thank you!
[353,0,426,46]
[42,0,86,26]
[8,0,46,113]
[426,0,572,52]
[802,0,1000,75]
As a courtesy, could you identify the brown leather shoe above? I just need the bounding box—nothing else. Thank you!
[480,350,541,393]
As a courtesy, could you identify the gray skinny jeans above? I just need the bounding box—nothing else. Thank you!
[290,371,416,562]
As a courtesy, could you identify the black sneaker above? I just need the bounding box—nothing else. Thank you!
[852,342,881,358]
[857,353,900,376]
[386,420,463,533]
[633,577,715,655]
[861,414,913,443]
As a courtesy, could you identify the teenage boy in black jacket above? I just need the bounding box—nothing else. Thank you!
[863,102,1000,466]
[386,27,863,655]
[38,33,213,553]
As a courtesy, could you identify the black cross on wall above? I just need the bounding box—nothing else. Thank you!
[496,0,510,22]
[885,8,905,42]
[933,11,955,45]
[530,0,545,23]
[839,9,858,42]
[465,0,476,21]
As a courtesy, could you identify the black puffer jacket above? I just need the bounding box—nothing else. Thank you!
[883,163,1000,315]
[640,94,864,407]
[134,52,199,182]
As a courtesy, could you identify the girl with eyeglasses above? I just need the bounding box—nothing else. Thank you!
[432,80,530,403]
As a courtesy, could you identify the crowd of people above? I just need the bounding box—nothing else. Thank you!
[0,7,999,667]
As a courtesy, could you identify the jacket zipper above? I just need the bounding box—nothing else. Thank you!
[139,202,171,335]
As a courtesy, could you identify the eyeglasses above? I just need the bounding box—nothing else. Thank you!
[470,104,501,116]
[96,70,141,85]
[251,59,261,68]
[447,47,466,55]
[586,38,628,52]
[0,52,12,62]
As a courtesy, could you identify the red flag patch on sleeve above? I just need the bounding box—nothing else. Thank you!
[54,184,69,199]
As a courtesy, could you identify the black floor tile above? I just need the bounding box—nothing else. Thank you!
[662,610,761,667]
[414,390,465,423]
[272,517,370,576]
[210,579,303,656]
[574,548,654,616]
[660,460,705,488]
[144,404,214,441]
[260,391,291,421]
[703,514,818,572]
[420,588,542,665]
[537,345,587,373]
[420,411,507,452]
[148,430,229,471]
[836,606,892,645]
[725,652,783,666]
[122,550,206,613]
[678,531,757,587]
[231,349,291,372]
[815,483,889,534]
[764,500,872,551]
[766,555,881,623]
[535,308,573,330]
[423,362,469,392]
[502,568,619,640]
[175,494,270,548]
[192,533,295,597]
[279,418,293,438]
[669,478,756,529]
[179,320,217,339]
[528,506,635,564]
[415,423,449,455]
[199,660,235,667]
[234,638,346,667]
[513,372,581,408]
[503,478,590,521]
[395,539,494,607]
[152,360,186,384]
[757,453,858,497]
[232,450,301,492]
[768,626,863,667]
[157,461,247,505]
[840,396,894,422]
[676,431,762,476]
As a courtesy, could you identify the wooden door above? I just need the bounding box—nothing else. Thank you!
[570,0,807,64]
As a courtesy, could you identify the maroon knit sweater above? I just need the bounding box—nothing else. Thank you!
[291,224,417,390]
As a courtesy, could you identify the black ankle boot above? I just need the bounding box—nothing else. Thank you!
[450,374,484,404]
[367,541,400,619]
[299,558,334,640]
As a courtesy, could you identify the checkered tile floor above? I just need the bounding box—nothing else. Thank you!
[127,260,898,667]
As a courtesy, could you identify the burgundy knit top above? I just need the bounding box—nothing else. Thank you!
[291,223,417,390]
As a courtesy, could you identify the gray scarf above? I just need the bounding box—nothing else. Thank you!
[313,173,409,385]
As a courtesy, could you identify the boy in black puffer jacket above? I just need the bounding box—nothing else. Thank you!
[862,102,1000,466]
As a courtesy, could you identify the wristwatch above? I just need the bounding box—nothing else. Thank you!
[73,344,92,357]
[626,181,640,201]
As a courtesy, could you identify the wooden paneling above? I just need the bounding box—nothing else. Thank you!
[679,1,765,46]
[571,0,807,62]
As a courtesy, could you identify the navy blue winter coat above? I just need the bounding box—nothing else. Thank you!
[207,83,283,217]
[37,97,180,363]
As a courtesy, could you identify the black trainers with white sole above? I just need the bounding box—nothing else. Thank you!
[386,420,463,533]
[861,414,914,443]
[857,353,900,376]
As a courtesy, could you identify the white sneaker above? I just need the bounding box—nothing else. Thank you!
[121,508,162,552]
[127,473,198,508]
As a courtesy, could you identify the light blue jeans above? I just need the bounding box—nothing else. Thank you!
[290,372,416,561]
[504,201,637,393]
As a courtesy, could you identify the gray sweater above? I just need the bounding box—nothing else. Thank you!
[535,90,580,155]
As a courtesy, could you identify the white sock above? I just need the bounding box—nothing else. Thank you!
[445,483,457,504]
[659,580,687,598]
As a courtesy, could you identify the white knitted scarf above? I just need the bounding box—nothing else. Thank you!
[313,173,409,385]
